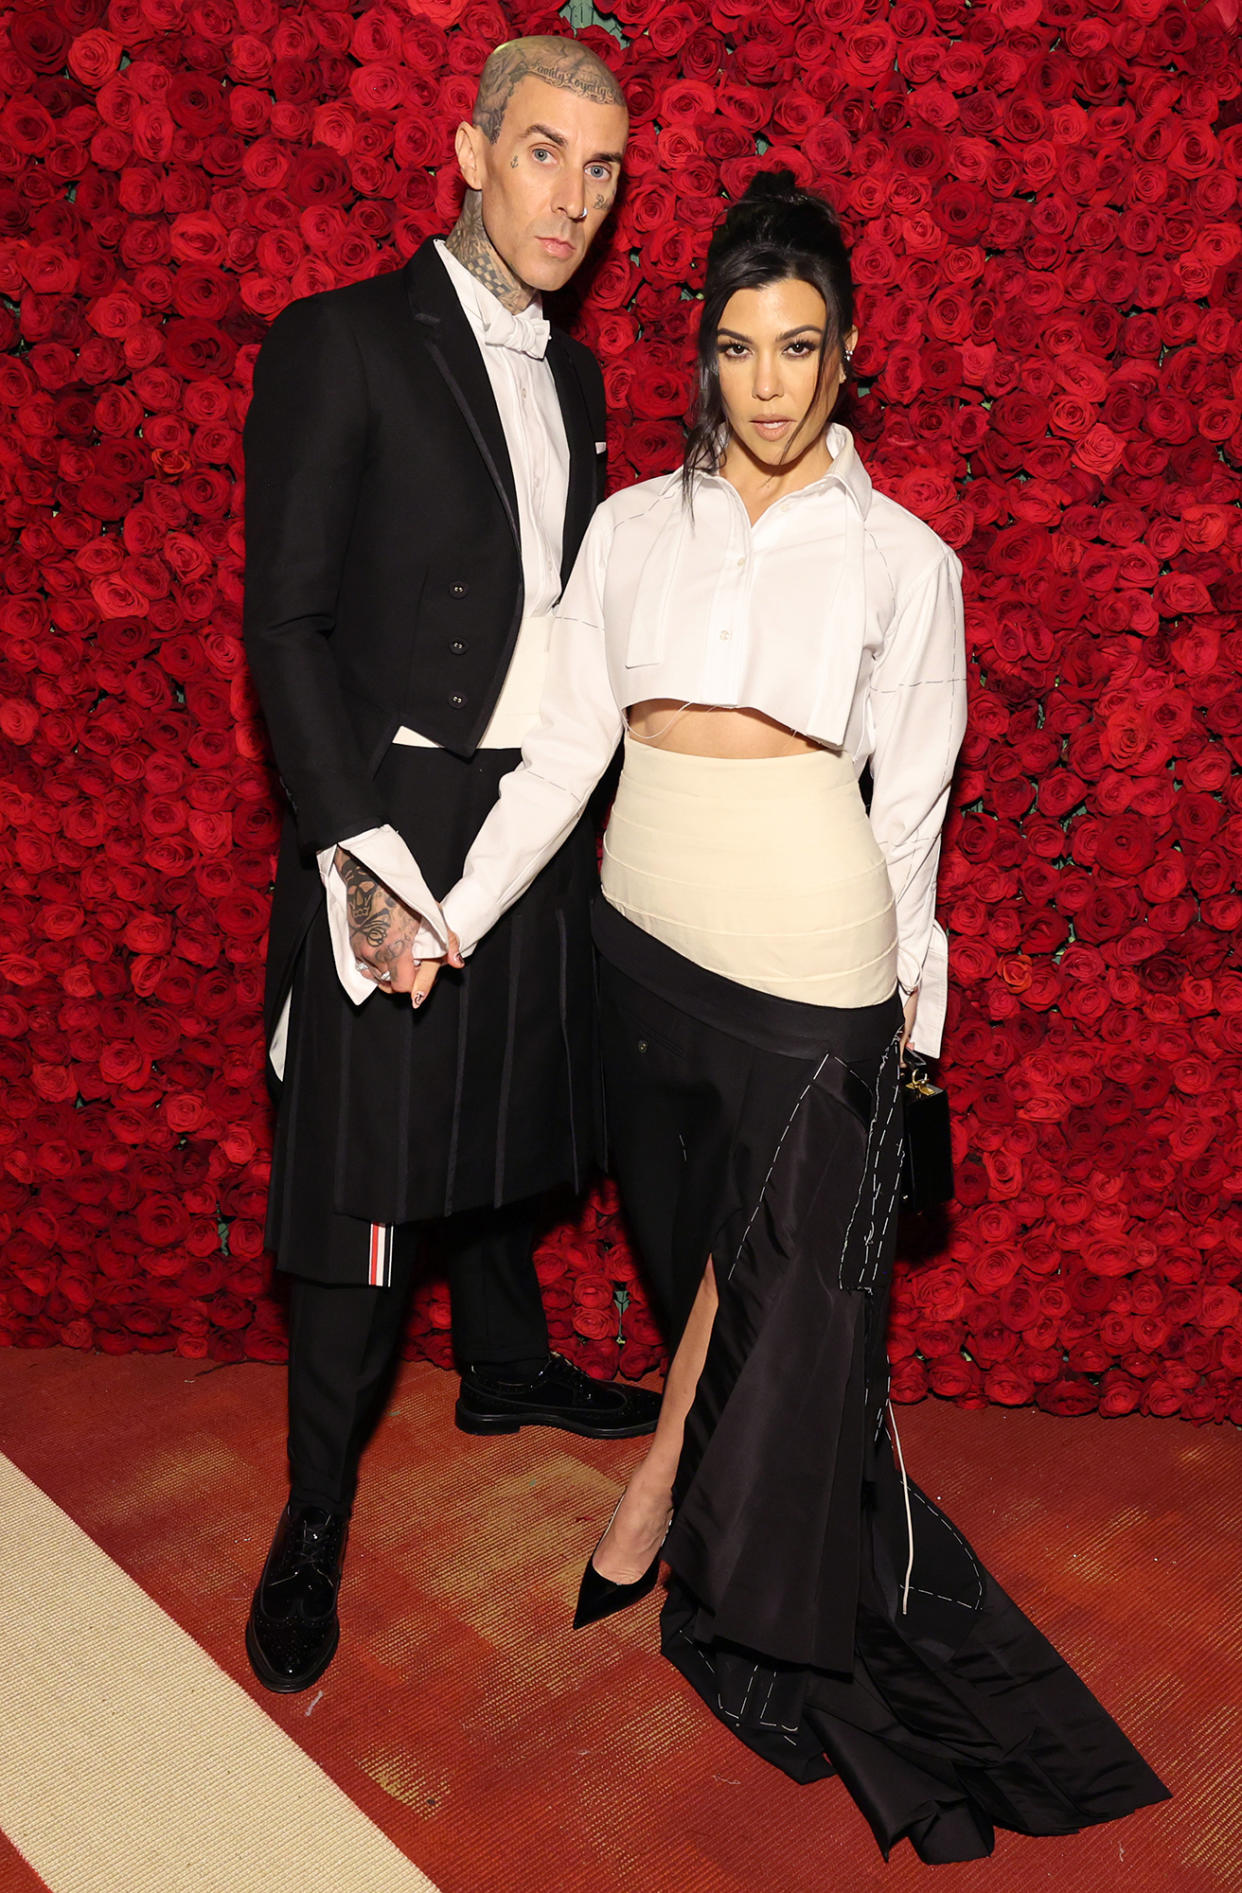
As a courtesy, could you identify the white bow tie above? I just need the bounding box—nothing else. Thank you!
[481,302,550,360]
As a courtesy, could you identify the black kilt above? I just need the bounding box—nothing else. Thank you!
[265,744,601,1284]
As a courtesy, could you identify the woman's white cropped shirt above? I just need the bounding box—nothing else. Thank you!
[442,424,968,1055]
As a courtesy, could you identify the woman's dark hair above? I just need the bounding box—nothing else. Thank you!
[682,170,855,501]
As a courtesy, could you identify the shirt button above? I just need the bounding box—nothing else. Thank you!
[450,581,469,598]
[449,639,468,654]
[449,692,466,708]
[719,628,731,641]
[736,557,745,569]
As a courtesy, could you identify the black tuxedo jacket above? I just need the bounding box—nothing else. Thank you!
[242,240,607,1035]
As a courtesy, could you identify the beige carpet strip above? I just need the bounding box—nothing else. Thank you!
[0,1455,439,1893]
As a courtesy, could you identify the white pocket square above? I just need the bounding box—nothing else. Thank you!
[595,440,607,454]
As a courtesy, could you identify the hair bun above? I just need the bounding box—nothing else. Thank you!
[739,168,801,206]
[722,168,843,251]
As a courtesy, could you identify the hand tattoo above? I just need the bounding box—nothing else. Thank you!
[335,849,418,971]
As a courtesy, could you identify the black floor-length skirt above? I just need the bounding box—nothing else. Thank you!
[594,901,1169,1866]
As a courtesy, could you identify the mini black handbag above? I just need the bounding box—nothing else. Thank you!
[899,1057,954,1211]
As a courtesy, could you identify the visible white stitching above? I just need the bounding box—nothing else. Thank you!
[867,1169,902,1292]
[839,1080,877,1272]
[904,1584,980,1609]
[841,1031,900,1289]
[858,1039,902,1290]
[909,1487,985,1606]
[864,1041,904,1289]
[717,1663,765,1726]
[726,1050,839,1281]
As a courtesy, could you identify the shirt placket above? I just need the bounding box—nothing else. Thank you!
[531,367,560,599]
[702,487,752,704]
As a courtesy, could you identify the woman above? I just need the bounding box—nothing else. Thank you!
[439,174,1168,1863]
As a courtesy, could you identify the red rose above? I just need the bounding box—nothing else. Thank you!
[162,318,237,379]
[1098,1375,1142,1417]
[928,1357,981,1399]
[983,1364,1034,1407]
[889,1358,928,1403]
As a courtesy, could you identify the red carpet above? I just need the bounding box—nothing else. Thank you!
[0,1343,1235,1892]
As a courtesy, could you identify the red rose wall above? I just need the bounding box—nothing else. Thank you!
[1,0,1241,1424]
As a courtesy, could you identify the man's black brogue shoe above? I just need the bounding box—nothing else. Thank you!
[455,1352,660,1440]
[245,1503,349,1694]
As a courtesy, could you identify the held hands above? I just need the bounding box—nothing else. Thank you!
[335,848,463,1009]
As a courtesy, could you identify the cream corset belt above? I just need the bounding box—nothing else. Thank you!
[600,735,898,1007]
[393,613,556,751]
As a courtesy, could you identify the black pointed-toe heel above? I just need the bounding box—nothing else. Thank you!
[572,1494,669,1630]
[573,1547,662,1630]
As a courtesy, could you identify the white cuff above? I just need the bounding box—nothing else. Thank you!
[439,881,494,961]
[318,827,449,1004]
[905,921,948,1058]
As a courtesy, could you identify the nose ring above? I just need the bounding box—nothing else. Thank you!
[568,206,588,223]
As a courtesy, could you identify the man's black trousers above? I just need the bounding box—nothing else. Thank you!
[286,1199,547,1512]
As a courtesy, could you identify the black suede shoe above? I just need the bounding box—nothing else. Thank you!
[455,1352,660,1439]
[245,1503,349,1694]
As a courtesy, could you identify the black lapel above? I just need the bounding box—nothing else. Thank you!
[403,242,520,553]
[547,332,598,584]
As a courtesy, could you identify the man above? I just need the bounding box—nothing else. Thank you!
[242,37,652,1695]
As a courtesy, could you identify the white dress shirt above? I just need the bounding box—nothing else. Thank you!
[441,425,967,1055]
[427,240,568,618]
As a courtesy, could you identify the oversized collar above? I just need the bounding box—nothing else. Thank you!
[697,422,874,520]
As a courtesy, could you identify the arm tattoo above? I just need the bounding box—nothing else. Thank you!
[473,37,625,144]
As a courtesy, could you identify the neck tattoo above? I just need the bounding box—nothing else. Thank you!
[446,194,532,314]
